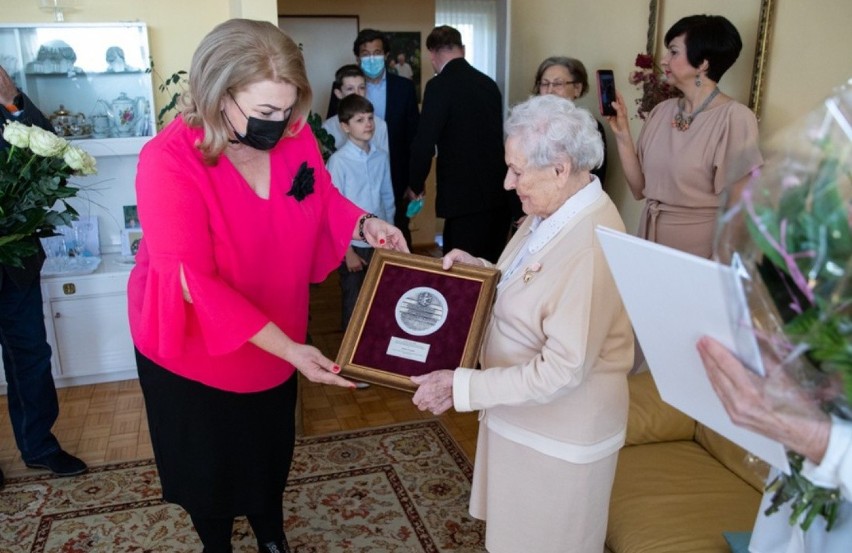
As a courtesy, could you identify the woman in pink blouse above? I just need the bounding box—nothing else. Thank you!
[128,19,406,553]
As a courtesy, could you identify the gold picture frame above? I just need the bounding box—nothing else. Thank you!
[646,0,775,118]
[336,249,500,393]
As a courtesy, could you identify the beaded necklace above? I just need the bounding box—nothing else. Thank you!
[672,87,720,131]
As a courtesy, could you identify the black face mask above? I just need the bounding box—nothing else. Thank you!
[225,93,289,151]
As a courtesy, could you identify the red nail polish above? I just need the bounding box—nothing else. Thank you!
[379,239,386,245]
[332,364,340,373]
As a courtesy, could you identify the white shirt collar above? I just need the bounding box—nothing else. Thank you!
[499,176,603,287]
[526,176,603,253]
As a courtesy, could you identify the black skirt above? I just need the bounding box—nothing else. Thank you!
[136,350,297,518]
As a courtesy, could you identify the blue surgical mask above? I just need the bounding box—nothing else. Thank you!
[360,55,385,79]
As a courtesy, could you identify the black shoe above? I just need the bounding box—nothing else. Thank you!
[0,466,4,488]
[25,450,88,477]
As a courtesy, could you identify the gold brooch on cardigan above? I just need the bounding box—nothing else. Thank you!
[522,262,542,283]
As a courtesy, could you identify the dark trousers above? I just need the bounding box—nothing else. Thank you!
[442,206,512,264]
[0,273,61,463]
[338,246,374,330]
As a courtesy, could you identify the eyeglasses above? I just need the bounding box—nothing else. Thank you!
[538,80,578,91]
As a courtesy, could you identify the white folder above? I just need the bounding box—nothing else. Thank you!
[596,226,790,473]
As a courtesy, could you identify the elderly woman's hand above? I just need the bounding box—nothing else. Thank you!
[441,249,485,270]
[362,216,410,253]
[697,336,831,463]
[411,370,455,415]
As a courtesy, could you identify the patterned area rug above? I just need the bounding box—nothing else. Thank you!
[0,420,485,552]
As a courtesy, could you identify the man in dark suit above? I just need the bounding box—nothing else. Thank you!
[328,29,420,247]
[408,26,512,263]
[0,66,88,487]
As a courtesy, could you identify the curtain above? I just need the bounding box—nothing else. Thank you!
[435,0,498,79]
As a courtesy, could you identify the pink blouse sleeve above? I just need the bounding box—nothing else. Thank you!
[134,139,269,359]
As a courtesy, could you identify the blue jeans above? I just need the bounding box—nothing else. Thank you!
[0,273,61,463]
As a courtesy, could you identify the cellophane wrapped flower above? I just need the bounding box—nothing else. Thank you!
[0,121,97,268]
[714,84,852,531]
[629,53,681,120]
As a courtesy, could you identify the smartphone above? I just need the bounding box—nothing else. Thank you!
[596,70,617,117]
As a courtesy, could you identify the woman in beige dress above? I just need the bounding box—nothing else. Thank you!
[607,14,763,259]
[411,94,633,553]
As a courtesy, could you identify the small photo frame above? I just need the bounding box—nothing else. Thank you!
[123,205,140,229]
[120,228,143,256]
[337,249,499,392]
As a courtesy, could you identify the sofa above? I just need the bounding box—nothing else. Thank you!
[605,371,769,553]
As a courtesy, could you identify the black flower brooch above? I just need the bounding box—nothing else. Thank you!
[287,161,315,201]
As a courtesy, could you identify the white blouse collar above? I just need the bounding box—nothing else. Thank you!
[526,176,603,253]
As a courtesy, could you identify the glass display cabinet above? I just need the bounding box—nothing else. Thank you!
[0,21,156,156]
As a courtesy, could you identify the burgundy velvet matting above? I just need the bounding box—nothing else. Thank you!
[352,264,481,377]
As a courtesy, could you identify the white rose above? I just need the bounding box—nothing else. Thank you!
[27,126,68,157]
[2,120,31,148]
[63,145,97,175]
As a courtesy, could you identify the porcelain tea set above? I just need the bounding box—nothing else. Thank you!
[50,92,150,139]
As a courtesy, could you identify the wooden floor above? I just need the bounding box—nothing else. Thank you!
[0,265,479,480]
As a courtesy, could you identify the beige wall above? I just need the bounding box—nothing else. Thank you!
[510,0,852,231]
[4,0,849,237]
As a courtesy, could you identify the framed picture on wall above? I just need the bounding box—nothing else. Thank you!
[385,31,422,102]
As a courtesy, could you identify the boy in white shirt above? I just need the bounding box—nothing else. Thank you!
[323,65,390,153]
[327,94,395,329]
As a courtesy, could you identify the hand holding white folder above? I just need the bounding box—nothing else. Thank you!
[596,226,790,473]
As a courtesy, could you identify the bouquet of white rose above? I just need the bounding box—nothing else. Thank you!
[0,120,96,268]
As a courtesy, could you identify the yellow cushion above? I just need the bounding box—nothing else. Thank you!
[607,441,762,553]
[695,424,770,493]
[625,371,695,446]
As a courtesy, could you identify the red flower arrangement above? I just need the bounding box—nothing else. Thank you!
[628,53,681,120]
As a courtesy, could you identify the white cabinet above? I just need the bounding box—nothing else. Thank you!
[0,255,137,394]
[43,262,136,384]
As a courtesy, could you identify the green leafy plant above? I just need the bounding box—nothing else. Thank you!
[147,58,188,129]
[0,121,96,267]
[308,111,336,162]
[737,136,852,531]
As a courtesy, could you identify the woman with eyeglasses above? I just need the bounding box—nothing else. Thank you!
[533,56,607,188]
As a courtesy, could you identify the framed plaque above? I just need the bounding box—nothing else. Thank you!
[337,250,499,392]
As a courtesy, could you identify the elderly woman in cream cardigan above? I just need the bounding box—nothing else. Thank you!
[411,94,634,553]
